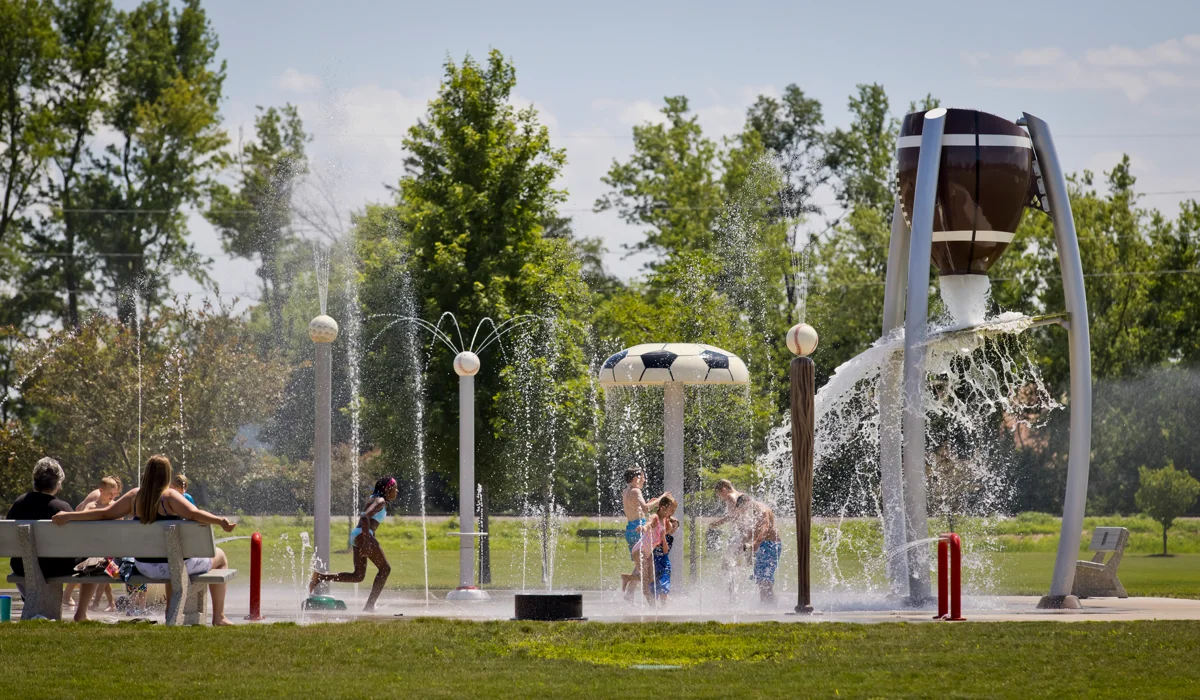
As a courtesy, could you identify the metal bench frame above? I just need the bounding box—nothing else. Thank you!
[1,520,237,625]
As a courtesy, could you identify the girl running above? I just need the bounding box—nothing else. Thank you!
[309,476,399,611]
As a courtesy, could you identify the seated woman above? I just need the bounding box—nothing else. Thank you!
[53,455,236,626]
[309,476,399,612]
[5,457,98,622]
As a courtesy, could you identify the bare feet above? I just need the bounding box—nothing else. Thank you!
[73,610,89,622]
[103,604,116,612]
[212,616,234,626]
[621,574,638,601]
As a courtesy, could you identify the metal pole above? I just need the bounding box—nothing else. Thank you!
[880,198,912,594]
[458,373,475,589]
[314,341,332,595]
[791,356,815,613]
[1024,113,1093,609]
[247,532,264,621]
[479,484,491,585]
[901,107,947,602]
[663,382,685,579]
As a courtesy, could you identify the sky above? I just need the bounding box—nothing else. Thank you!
[142,0,1200,305]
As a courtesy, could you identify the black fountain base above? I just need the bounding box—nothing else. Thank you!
[514,593,585,621]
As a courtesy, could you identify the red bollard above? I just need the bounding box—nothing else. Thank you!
[245,532,264,621]
[948,533,965,621]
[935,538,949,619]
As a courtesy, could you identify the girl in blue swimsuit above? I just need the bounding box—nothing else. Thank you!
[309,476,399,611]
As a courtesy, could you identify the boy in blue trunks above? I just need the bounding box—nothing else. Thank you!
[620,468,670,597]
[739,494,781,604]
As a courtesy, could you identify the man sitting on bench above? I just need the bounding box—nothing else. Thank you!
[6,457,98,622]
[53,455,237,626]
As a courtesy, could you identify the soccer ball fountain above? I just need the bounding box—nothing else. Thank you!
[598,343,750,583]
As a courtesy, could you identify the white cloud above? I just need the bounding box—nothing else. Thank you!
[278,68,322,93]
[964,35,1200,103]
[1086,38,1191,67]
[1012,47,1068,67]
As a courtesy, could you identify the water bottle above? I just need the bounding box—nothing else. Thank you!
[0,595,10,622]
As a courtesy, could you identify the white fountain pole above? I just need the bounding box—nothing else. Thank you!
[309,313,339,595]
[663,382,686,578]
[900,107,947,603]
[447,350,489,601]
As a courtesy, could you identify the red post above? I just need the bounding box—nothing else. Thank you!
[935,538,949,619]
[948,533,965,621]
[246,532,264,621]
[936,533,966,621]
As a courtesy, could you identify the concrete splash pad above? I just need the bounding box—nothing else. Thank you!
[229,587,1200,625]
[9,585,1198,625]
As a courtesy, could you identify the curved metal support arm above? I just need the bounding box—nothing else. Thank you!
[1023,112,1093,603]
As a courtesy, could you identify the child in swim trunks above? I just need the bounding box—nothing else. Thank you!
[630,495,678,604]
[742,495,781,604]
[650,516,680,601]
[620,468,669,597]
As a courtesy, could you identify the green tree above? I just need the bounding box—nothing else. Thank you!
[824,83,897,213]
[744,84,827,315]
[356,50,595,510]
[25,0,117,330]
[15,302,286,507]
[595,96,723,266]
[0,0,57,246]
[1135,462,1200,555]
[207,104,309,349]
[91,0,227,324]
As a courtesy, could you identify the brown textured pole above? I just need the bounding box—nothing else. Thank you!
[792,355,815,613]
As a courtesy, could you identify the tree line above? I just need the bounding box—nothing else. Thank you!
[1,2,1198,522]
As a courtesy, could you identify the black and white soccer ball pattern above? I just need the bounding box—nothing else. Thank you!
[599,343,749,385]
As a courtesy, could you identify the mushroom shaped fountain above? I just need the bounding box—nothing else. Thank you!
[599,343,749,581]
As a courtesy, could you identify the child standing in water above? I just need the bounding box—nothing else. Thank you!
[630,495,678,605]
[740,495,781,604]
[309,476,399,612]
[620,468,669,596]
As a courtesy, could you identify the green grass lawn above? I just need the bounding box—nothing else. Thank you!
[2,618,1198,698]
[218,514,1200,598]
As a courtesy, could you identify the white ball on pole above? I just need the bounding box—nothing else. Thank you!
[308,315,339,344]
[453,351,481,376]
[787,323,818,357]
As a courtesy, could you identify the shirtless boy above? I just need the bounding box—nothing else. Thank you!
[710,479,743,527]
[620,468,669,595]
[76,476,121,512]
[740,495,782,604]
[65,476,122,610]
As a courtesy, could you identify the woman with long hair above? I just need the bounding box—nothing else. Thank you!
[309,475,399,611]
[53,455,237,626]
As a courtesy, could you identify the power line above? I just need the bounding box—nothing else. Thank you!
[313,131,1200,141]
[40,188,1200,219]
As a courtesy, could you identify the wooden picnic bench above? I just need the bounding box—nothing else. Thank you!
[1071,526,1129,599]
[575,528,625,552]
[1,520,236,625]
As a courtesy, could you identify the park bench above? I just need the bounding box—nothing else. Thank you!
[575,528,625,552]
[0,520,236,625]
[1071,526,1129,599]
